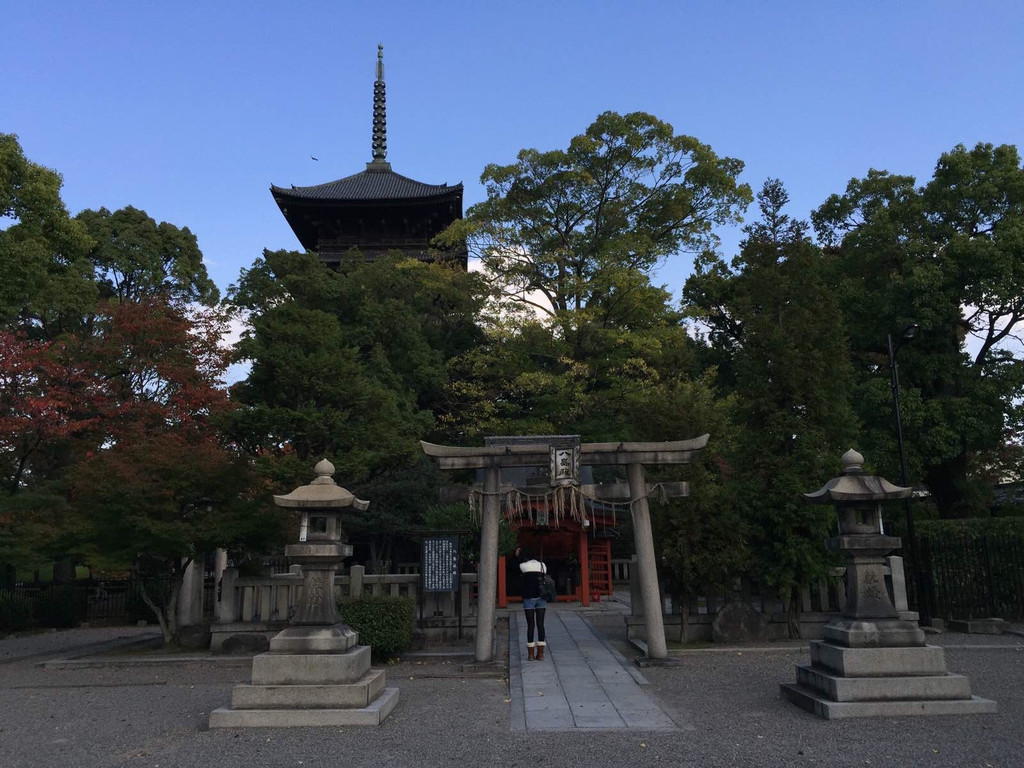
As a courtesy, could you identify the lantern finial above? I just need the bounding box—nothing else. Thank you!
[840,448,864,475]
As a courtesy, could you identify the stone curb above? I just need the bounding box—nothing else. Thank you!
[629,638,1024,657]
[0,632,162,666]
[42,653,252,669]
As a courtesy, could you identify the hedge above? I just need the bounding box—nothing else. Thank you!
[916,517,1024,540]
[338,594,415,660]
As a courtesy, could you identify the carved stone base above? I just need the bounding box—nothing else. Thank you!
[782,640,996,719]
[810,640,946,677]
[269,624,358,654]
[210,642,397,728]
[781,683,996,719]
[209,687,399,728]
[230,669,386,709]
[822,618,926,648]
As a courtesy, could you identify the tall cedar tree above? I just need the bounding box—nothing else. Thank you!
[813,144,1024,518]
[685,180,858,636]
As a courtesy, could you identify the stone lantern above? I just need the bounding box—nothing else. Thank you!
[781,449,995,718]
[210,459,399,727]
[806,448,923,649]
[270,458,365,647]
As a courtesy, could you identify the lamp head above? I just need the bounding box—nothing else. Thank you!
[900,323,921,341]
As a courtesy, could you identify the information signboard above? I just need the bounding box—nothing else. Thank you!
[421,535,460,593]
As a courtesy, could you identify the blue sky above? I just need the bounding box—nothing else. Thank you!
[4,1,1023,299]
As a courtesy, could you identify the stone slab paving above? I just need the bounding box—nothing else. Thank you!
[510,609,676,731]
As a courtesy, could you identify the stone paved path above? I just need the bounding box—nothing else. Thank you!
[509,609,676,731]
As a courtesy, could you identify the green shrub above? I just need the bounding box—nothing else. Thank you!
[338,594,415,660]
[0,591,34,631]
[917,517,1024,544]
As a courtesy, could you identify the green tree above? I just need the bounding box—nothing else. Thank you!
[76,206,218,306]
[438,112,750,444]
[813,143,1024,518]
[68,298,280,643]
[226,250,488,568]
[436,113,752,601]
[0,134,95,336]
[439,111,751,361]
[685,180,858,635]
[0,136,269,603]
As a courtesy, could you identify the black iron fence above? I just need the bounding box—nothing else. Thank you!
[908,521,1024,621]
[0,577,173,632]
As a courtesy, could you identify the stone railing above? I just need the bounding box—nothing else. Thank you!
[626,555,916,643]
[611,559,632,585]
[211,564,478,652]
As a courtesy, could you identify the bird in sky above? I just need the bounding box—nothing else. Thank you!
[310,155,318,161]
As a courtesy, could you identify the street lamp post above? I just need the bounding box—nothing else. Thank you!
[887,323,929,623]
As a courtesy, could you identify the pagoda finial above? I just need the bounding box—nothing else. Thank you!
[370,44,388,166]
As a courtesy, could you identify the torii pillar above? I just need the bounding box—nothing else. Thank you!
[422,435,709,662]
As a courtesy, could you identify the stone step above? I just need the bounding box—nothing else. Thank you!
[251,645,371,685]
[231,669,386,709]
[947,618,1007,635]
[795,665,972,702]
[210,686,399,728]
[810,641,947,677]
[780,683,997,720]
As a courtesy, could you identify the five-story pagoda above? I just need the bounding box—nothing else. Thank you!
[271,45,466,267]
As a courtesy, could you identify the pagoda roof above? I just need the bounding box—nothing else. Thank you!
[272,165,461,204]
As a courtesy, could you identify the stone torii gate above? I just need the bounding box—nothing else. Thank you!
[421,434,709,662]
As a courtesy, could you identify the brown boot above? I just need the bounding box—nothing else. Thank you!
[527,645,535,661]
[536,644,545,661]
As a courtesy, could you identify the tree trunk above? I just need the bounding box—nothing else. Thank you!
[137,572,183,646]
[787,585,802,640]
[926,453,982,519]
[52,557,76,583]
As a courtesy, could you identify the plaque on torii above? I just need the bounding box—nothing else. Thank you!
[421,434,709,661]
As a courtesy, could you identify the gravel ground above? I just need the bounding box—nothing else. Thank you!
[0,628,1021,768]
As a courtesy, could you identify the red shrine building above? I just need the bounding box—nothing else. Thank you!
[271,45,466,267]
[486,437,619,607]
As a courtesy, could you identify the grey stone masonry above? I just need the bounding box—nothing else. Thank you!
[781,449,996,719]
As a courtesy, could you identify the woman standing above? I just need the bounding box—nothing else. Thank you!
[517,546,548,660]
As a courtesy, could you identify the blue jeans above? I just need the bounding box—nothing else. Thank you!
[523,597,547,609]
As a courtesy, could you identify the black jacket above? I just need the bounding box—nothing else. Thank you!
[519,558,547,599]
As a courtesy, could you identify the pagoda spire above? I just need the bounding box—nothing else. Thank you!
[368,44,390,170]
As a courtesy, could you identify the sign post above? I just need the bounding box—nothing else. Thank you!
[419,533,463,640]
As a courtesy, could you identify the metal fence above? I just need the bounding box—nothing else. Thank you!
[0,577,173,632]
[915,531,1024,621]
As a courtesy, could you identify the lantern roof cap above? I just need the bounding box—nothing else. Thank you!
[273,459,370,510]
[804,448,912,504]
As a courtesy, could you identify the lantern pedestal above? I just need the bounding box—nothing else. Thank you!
[781,450,996,719]
[210,460,399,728]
